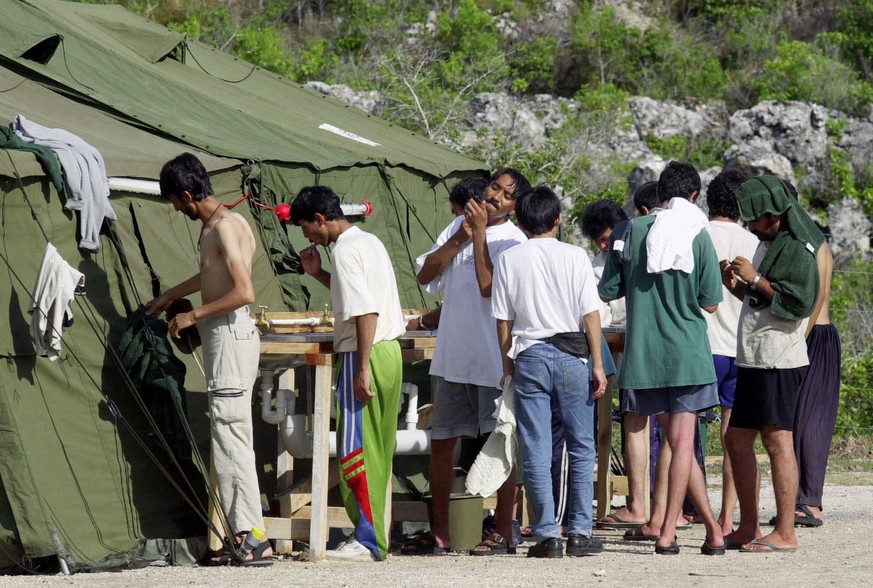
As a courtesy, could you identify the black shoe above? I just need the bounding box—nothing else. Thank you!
[566,534,604,556]
[527,537,563,559]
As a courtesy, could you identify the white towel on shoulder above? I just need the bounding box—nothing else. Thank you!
[13,115,115,252]
[646,197,710,274]
[465,377,516,497]
[29,243,85,361]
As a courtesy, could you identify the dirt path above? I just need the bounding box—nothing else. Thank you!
[1,483,870,587]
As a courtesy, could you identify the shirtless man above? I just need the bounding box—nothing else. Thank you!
[792,225,840,526]
[146,153,271,566]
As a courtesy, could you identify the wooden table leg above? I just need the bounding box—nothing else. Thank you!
[307,357,333,561]
[595,382,614,520]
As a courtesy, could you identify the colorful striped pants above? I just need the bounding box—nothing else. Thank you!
[336,339,402,560]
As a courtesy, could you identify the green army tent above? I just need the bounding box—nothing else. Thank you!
[0,0,488,573]
[0,0,486,311]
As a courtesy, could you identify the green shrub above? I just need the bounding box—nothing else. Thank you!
[751,38,873,114]
[233,24,291,75]
[510,36,557,94]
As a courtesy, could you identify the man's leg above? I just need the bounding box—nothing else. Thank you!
[638,429,669,538]
[656,411,697,551]
[429,437,457,548]
[605,411,648,524]
[724,425,762,545]
[747,426,799,550]
[684,440,724,548]
[717,406,737,534]
[513,347,561,543]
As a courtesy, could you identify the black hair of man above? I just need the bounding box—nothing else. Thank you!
[450,176,487,208]
[515,185,561,236]
[159,152,213,201]
[491,167,532,199]
[632,181,660,215]
[658,160,700,203]
[706,168,749,220]
[289,186,345,225]
[580,199,628,239]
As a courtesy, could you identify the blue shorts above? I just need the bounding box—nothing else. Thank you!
[624,382,718,417]
[713,355,738,408]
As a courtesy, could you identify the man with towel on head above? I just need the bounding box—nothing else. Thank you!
[721,175,821,553]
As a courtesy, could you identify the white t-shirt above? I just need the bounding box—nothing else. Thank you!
[330,226,406,353]
[736,242,809,369]
[492,238,603,360]
[705,220,761,357]
[416,216,526,386]
[592,251,626,327]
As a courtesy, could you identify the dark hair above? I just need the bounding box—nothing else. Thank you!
[632,181,660,215]
[706,169,748,220]
[450,176,487,208]
[658,160,700,203]
[580,199,628,239]
[159,152,213,201]
[289,186,345,224]
[490,167,532,199]
[515,185,561,235]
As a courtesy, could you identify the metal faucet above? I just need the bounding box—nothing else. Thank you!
[255,305,271,330]
[319,303,333,327]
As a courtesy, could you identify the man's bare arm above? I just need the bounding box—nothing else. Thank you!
[146,274,201,316]
[354,313,378,403]
[417,223,471,285]
[496,318,514,388]
[582,311,607,399]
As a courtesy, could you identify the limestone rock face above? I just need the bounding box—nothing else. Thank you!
[304,81,872,262]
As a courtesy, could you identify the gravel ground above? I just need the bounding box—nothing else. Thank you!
[1,483,870,587]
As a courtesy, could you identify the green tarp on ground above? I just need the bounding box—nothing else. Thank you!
[0,0,487,572]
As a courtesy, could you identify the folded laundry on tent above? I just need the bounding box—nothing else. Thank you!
[29,242,85,360]
[13,114,115,252]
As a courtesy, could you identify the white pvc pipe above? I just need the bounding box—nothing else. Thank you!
[109,177,372,217]
[108,177,162,195]
[268,317,330,327]
[266,314,418,328]
[260,370,291,425]
[275,381,431,457]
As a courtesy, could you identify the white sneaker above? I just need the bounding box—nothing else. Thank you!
[324,535,377,562]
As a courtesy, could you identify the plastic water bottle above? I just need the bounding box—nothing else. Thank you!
[240,527,266,554]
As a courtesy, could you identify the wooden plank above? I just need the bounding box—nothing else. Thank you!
[611,475,630,496]
[308,361,334,561]
[261,341,323,355]
[264,516,311,541]
[294,506,354,528]
[595,378,615,519]
[274,370,296,555]
[275,459,341,513]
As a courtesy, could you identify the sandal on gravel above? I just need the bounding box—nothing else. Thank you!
[470,533,516,556]
[400,532,449,555]
[202,551,233,567]
[240,541,274,567]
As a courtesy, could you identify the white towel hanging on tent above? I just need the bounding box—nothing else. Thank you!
[29,243,85,361]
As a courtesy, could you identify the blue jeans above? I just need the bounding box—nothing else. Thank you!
[515,343,596,541]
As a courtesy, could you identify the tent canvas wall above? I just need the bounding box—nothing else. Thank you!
[0,0,488,572]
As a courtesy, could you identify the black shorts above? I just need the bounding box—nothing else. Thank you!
[729,366,808,431]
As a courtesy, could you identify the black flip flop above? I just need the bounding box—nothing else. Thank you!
[240,541,274,567]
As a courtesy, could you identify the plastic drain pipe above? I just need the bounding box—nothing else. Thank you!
[260,370,430,457]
